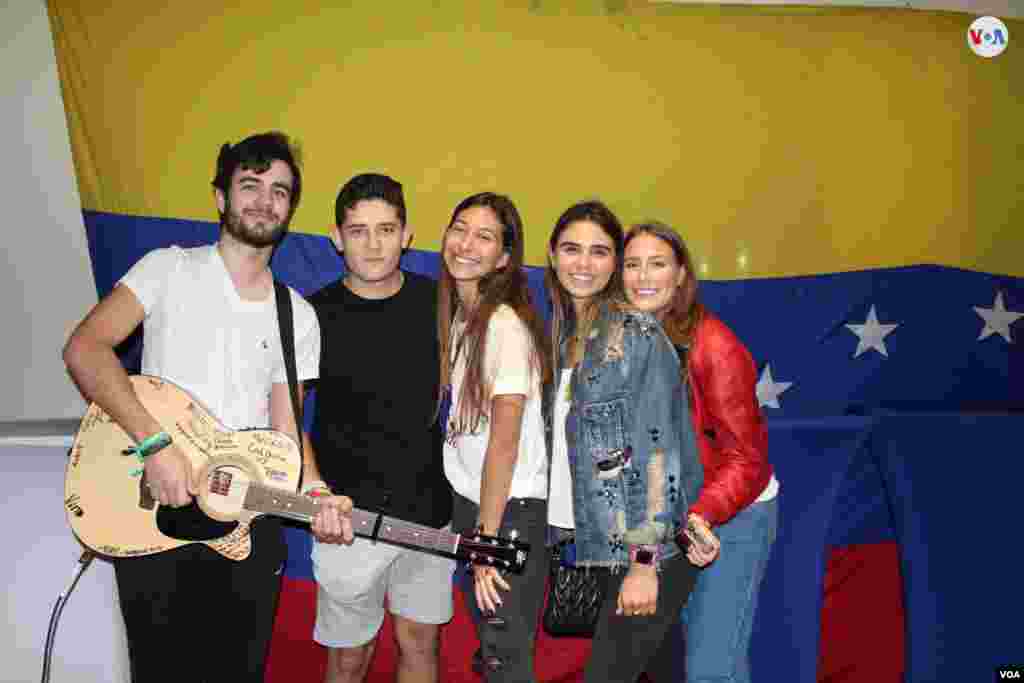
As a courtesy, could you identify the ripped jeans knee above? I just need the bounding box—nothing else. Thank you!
[475,614,535,682]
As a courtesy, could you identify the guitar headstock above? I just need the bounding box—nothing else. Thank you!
[457,530,531,574]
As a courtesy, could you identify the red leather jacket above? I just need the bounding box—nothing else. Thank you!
[686,312,772,526]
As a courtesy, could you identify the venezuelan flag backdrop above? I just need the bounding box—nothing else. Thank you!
[47,2,1023,682]
[48,0,1023,414]
[49,1,1022,277]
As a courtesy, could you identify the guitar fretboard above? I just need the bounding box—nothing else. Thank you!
[242,485,460,557]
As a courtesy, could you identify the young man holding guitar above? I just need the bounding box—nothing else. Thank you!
[304,174,455,683]
[63,132,355,682]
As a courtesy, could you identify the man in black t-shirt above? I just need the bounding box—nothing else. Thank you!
[304,174,453,683]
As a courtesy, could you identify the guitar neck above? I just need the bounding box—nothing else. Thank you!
[243,485,460,557]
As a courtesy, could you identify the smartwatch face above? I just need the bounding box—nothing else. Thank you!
[635,548,655,565]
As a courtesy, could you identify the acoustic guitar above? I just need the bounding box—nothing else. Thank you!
[65,375,528,572]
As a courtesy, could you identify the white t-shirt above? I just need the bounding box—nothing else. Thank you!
[119,244,320,430]
[756,474,779,502]
[548,369,575,529]
[443,305,548,503]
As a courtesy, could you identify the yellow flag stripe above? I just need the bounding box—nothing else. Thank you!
[49,2,1023,277]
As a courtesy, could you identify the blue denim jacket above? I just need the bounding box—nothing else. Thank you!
[562,305,703,569]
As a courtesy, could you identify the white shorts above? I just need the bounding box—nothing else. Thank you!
[312,536,456,648]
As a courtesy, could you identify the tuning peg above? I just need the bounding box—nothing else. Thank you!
[508,529,519,541]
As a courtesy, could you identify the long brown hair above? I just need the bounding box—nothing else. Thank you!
[544,200,626,371]
[438,192,550,436]
[624,221,705,347]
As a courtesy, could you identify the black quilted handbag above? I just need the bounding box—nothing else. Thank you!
[542,539,607,638]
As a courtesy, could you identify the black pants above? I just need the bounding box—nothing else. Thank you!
[584,554,699,683]
[114,518,286,683]
[453,493,549,683]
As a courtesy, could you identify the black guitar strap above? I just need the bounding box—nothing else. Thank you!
[274,280,305,488]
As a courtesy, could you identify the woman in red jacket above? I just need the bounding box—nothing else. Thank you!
[622,221,778,683]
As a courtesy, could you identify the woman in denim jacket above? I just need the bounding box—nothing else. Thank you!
[545,201,719,683]
[624,222,777,683]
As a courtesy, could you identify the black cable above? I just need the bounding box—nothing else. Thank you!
[41,550,95,683]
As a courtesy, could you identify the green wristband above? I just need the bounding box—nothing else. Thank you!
[128,431,172,459]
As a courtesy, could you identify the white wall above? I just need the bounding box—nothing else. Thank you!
[0,1,95,424]
[1,442,130,683]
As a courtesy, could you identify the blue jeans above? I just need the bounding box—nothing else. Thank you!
[681,496,778,683]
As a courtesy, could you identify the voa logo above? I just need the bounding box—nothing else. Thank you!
[998,669,1022,679]
[968,16,1009,58]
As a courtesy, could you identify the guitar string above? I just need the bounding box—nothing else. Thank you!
[244,483,522,570]
[242,482,459,553]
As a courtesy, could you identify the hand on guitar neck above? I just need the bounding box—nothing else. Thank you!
[308,491,355,546]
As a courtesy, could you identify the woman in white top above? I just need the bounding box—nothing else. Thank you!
[438,192,550,682]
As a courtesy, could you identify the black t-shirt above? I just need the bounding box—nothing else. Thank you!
[307,271,452,528]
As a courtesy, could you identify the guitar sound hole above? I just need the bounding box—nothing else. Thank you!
[156,500,238,541]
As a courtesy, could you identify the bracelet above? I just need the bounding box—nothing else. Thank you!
[122,431,172,459]
[301,480,331,497]
[472,527,500,540]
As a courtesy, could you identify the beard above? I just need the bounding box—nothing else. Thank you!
[221,201,289,248]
